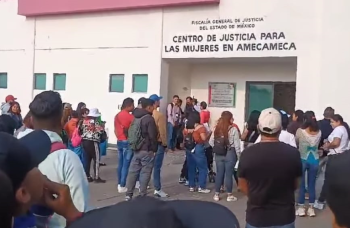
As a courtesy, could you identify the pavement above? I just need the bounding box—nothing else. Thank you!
[89,149,332,228]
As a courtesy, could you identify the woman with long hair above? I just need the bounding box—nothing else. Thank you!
[287,109,304,135]
[209,111,241,202]
[76,102,86,119]
[61,103,72,127]
[9,101,23,130]
[241,110,260,148]
[315,114,350,210]
[183,111,210,193]
[60,103,72,146]
[295,111,321,217]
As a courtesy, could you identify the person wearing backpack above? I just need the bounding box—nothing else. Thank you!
[183,112,211,194]
[209,111,241,202]
[125,98,158,201]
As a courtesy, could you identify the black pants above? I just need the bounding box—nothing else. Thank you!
[318,155,334,202]
[180,158,188,179]
[233,170,238,184]
[82,140,100,179]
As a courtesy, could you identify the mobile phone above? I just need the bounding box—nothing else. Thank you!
[31,205,54,217]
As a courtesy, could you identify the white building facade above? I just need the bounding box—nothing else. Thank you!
[1,0,350,143]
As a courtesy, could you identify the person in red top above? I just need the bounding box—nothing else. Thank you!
[200,101,210,125]
[114,98,135,193]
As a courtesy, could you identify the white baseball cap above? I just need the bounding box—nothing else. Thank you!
[258,108,282,134]
[87,108,101,117]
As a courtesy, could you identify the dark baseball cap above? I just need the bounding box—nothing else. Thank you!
[67,196,240,228]
[138,97,146,105]
[149,94,163,102]
[0,131,51,190]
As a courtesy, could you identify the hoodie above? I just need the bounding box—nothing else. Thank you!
[1,102,11,115]
[133,108,158,152]
[17,130,91,228]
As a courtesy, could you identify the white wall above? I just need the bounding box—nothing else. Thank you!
[0,0,35,114]
[168,58,297,129]
[0,2,164,143]
[162,0,316,58]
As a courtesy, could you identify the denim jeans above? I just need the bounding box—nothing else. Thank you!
[99,140,107,157]
[126,151,155,197]
[186,149,196,188]
[167,122,178,150]
[68,141,85,167]
[153,145,165,191]
[298,160,318,205]
[215,148,237,193]
[192,144,208,189]
[117,140,133,187]
[246,222,295,228]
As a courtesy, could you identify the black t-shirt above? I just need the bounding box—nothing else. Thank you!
[238,142,302,227]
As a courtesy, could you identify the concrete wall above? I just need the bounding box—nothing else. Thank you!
[0,0,163,143]
[167,58,297,129]
[2,0,350,142]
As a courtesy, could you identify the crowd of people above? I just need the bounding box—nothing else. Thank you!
[0,91,350,228]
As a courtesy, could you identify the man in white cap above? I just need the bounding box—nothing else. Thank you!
[238,108,302,228]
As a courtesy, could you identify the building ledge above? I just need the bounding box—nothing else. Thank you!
[18,0,220,17]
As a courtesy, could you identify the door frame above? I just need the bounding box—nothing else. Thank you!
[245,81,296,121]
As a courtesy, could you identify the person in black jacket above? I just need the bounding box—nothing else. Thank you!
[126,98,158,201]
[318,107,335,152]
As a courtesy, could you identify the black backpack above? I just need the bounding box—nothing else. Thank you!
[213,127,232,156]
[184,132,196,150]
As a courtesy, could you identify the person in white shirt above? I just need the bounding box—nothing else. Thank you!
[255,110,296,148]
[315,114,350,210]
[18,91,91,228]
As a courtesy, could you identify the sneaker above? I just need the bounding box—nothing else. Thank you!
[198,188,211,194]
[213,193,220,201]
[295,206,306,217]
[179,177,186,184]
[314,200,325,210]
[135,181,140,189]
[94,177,106,183]
[118,186,128,193]
[220,186,225,193]
[307,206,316,217]
[305,193,309,200]
[185,181,189,186]
[87,176,94,183]
[125,196,132,201]
[154,190,169,198]
[227,194,238,202]
[135,181,150,192]
[189,187,195,192]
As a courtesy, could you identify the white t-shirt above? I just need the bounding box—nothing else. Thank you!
[255,130,297,148]
[328,125,349,155]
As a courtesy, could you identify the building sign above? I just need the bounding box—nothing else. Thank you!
[163,17,296,56]
[208,82,235,108]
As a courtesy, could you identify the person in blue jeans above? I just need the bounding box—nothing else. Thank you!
[209,111,241,202]
[115,98,135,193]
[166,95,181,152]
[183,111,210,193]
[295,111,322,217]
[150,94,169,197]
